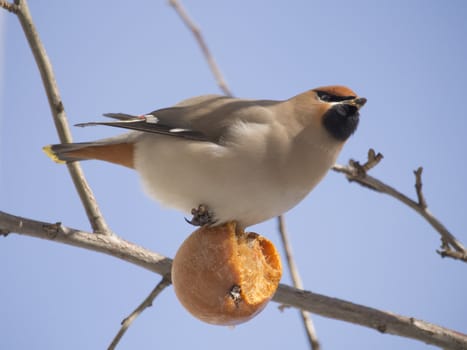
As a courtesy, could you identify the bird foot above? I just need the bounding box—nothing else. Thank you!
[185,204,217,226]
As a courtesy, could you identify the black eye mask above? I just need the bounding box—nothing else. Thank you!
[316,90,356,103]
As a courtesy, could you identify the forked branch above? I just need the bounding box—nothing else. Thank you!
[332,149,466,262]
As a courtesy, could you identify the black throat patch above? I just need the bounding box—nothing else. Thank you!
[322,104,360,141]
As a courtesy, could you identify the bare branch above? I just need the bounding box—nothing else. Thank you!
[332,149,466,261]
[108,277,171,350]
[12,0,111,235]
[168,0,233,97]
[274,285,467,350]
[0,211,172,276]
[0,0,18,13]
[277,215,320,350]
[2,210,466,350]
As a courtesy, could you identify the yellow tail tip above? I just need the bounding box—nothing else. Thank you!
[42,145,66,164]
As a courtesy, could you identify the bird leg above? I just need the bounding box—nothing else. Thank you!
[185,204,217,226]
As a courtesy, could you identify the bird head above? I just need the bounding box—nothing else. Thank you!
[312,85,367,141]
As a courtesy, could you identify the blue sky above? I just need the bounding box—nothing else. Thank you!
[1,1,467,349]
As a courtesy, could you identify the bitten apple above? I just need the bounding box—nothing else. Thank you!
[172,222,282,325]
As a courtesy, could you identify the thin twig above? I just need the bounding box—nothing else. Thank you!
[0,0,18,13]
[1,210,466,350]
[168,0,233,97]
[348,148,384,176]
[277,216,320,350]
[437,248,467,262]
[332,149,466,261]
[414,167,427,209]
[12,0,111,235]
[108,277,171,350]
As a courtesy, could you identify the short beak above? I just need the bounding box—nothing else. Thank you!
[348,97,367,109]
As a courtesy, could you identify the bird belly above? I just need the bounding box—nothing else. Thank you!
[134,134,335,228]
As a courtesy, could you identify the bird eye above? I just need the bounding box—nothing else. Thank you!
[316,91,332,102]
[316,90,356,103]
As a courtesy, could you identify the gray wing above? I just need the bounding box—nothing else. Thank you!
[76,113,209,142]
[76,94,281,143]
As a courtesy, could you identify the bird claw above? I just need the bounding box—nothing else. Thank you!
[185,204,217,226]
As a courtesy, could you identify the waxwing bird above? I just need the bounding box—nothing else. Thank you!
[44,86,366,229]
